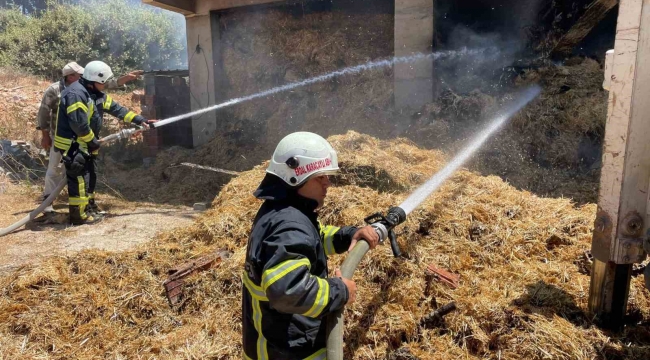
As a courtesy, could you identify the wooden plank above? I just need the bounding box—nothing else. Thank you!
[589,0,650,329]
[591,0,649,264]
[551,0,619,57]
[618,0,650,262]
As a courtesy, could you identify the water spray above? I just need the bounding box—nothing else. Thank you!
[399,85,542,215]
[326,85,542,360]
[0,48,499,237]
[152,48,493,129]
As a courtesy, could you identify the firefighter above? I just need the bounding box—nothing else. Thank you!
[37,62,142,213]
[242,132,380,359]
[53,60,156,225]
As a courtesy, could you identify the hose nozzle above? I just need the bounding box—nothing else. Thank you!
[365,206,407,257]
[386,206,406,227]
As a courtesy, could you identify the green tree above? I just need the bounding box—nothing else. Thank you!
[0,0,185,79]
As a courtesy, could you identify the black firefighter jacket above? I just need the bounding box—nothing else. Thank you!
[54,80,146,154]
[242,175,357,360]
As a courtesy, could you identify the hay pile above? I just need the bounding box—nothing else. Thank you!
[450,58,607,204]
[100,133,264,205]
[218,9,394,152]
[96,7,607,207]
[1,131,648,359]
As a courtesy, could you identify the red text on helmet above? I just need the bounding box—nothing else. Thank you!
[294,158,332,177]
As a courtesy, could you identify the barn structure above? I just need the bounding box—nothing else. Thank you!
[143,0,435,150]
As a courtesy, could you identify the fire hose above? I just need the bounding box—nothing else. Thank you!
[0,128,144,237]
[326,207,406,359]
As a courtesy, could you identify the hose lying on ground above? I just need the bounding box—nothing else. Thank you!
[0,128,143,237]
[0,179,66,237]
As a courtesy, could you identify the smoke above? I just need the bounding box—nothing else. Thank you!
[164,12,188,70]
[433,0,544,93]
[435,27,524,93]
[99,0,188,72]
[399,85,542,215]
[140,7,188,71]
[154,49,491,128]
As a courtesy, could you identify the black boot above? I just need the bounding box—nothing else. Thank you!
[69,205,101,225]
[87,197,104,218]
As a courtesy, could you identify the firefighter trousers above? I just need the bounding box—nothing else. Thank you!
[65,154,96,219]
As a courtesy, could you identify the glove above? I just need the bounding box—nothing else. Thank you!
[132,116,145,126]
[133,116,157,129]
[63,152,87,177]
[87,138,101,152]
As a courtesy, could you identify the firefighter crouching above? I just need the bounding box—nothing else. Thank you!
[54,60,157,225]
[242,132,380,359]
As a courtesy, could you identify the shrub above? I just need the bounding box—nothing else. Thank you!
[0,0,185,79]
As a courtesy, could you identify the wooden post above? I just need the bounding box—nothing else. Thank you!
[589,0,650,329]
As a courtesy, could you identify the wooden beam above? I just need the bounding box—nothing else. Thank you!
[142,0,196,16]
[194,0,286,14]
[589,0,650,328]
[551,0,618,57]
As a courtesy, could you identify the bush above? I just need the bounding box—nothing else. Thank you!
[0,0,185,79]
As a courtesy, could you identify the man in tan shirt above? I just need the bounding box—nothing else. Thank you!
[36,62,142,211]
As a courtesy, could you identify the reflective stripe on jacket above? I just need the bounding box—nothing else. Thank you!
[242,174,356,359]
[54,81,95,154]
[38,78,121,135]
[54,82,145,154]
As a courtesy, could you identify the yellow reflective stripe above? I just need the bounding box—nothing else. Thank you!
[318,221,325,238]
[66,102,88,114]
[242,273,268,301]
[54,98,61,138]
[78,176,86,199]
[78,130,95,143]
[54,136,73,150]
[261,258,311,291]
[243,353,253,360]
[253,299,269,360]
[103,95,113,110]
[88,101,94,124]
[302,277,330,318]
[68,197,86,206]
[54,136,72,145]
[304,348,327,360]
[124,111,137,123]
[78,176,87,219]
[322,226,339,256]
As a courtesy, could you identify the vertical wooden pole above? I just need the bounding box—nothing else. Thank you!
[589,0,650,329]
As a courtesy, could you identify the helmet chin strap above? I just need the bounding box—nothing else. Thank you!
[79,77,104,97]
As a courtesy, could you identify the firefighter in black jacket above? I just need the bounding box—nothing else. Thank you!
[54,61,156,225]
[242,132,380,359]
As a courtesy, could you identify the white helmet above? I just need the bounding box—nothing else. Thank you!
[267,132,339,186]
[82,61,114,84]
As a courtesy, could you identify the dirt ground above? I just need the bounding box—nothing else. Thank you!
[0,70,187,272]
[0,179,199,274]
